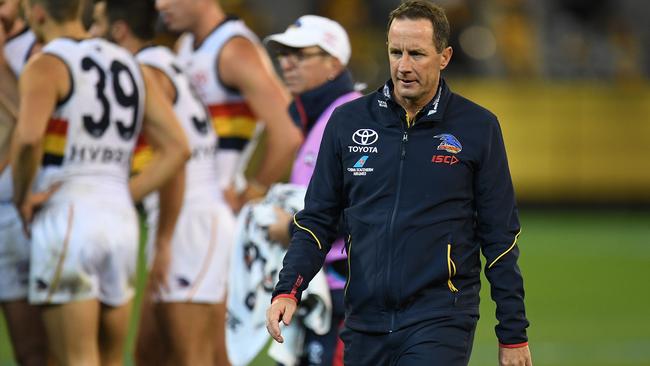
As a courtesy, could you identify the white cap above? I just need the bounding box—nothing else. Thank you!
[264,15,351,66]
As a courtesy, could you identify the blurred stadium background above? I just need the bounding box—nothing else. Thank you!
[2,0,650,365]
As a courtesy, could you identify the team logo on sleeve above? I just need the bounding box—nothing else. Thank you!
[433,134,462,154]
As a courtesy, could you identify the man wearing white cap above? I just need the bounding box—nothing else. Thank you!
[265,15,362,366]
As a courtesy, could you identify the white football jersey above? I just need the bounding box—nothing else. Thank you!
[37,37,145,204]
[135,45,222,206]
[176,17,263,189]
[3,26,37,77]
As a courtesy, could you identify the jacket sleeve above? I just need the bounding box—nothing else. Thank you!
[272,110,345,304]
[475,116,529,346]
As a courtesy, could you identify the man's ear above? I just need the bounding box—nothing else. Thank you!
[439,46,453,70]
[31,3,48,27]
[110,20,128,43]
[327,57,344,80]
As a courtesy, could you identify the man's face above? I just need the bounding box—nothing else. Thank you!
[156,0,197,33]
[275,46,337,95]
[0,0,21,34]
[88,1,107,38]
[387,18,451,108]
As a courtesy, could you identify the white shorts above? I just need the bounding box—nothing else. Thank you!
[29,201,139,306]
[0,204,30,301]
[147,203,235,303]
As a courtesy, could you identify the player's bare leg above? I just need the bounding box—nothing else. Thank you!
[135,291,170,366]
[159,302,217,366]
[1,300,49,366]
[99,301,133,366]
[212,302,230,366]
[41,299,101,366]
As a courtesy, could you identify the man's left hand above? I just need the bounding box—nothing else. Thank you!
[499,345,532,366]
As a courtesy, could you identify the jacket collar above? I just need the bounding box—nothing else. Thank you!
[376,78,452,127]
[289,70,355,135]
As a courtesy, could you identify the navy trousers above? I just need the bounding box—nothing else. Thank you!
[340,314,478,366]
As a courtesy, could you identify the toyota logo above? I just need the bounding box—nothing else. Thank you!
[352,129,379,145]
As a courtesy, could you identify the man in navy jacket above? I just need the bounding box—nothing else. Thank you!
[267,1,532,365]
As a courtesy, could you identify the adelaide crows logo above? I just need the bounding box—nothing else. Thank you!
[433,134,462,154]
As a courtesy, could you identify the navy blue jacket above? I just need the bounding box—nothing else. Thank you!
[273,79,529,345]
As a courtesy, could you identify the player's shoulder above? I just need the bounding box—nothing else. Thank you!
[221,33,258,59]
[137,45,175,64]
[217,32,267,85]
[217,16,259,43]
[215,17,261,53]
[22,50,68,81]
[18,51,70,105]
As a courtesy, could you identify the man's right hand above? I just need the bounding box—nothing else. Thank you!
[499,345,532,366]
[266,296,297,343]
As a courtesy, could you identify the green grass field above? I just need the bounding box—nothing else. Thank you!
[1,209,649,366]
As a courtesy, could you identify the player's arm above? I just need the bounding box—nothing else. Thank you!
[128,66,190,203]
[475,117,530,362]
[0,27,19,166]
[141,66,182,245]
[0,105,13,173]
[140,65,184,293]
[148,166,184,294]
[11,54,67,209]
[0,99,15,175]
[0,61,18,124]
[219,37,302,193]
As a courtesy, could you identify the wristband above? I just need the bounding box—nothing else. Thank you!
[499,342,528,349]
[272,294,298,305]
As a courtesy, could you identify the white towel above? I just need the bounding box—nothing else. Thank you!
[226,184,332,366]
[268,269,331,366]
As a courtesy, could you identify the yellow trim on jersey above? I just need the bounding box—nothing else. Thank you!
[43,134,66,155]
[131,147,154,173]
[406,114,413,128]
[488,230,522,269]
[212,116,257,139]
[293,214,322,250]
[447,243,459,293]
[344,234,352,296]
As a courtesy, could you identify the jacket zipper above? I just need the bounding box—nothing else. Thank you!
[447,243,459,293]
[385,128,409,331]
[344,234,352,297]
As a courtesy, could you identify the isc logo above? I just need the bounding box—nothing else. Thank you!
[431,155,459,165]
